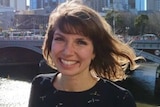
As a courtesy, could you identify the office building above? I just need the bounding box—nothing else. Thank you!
[147,0,160,11]
[135,0,146,11]
[113,0,128,10]
[0,0,10,6]
[0,0,26,11]
[30,0,65,12]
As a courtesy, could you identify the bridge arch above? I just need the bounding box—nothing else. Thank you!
[0,44,42,54]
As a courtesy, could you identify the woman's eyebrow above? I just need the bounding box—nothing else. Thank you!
[76,38,86,40]
[54,32,63,37]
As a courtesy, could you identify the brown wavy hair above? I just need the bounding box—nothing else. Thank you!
[42,1,143,81]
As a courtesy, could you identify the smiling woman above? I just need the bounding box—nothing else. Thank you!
[28,1,142,107]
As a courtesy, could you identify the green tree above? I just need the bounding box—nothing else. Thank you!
[134,14,149,35]
[104,10,115,27]
[104,10,125,34]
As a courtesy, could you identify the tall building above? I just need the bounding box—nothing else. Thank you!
[30,0,108,13]
[113,0,128,10]
[0,0,10,6]
[156,0,160,11]
[30,0,65,12]
[128,0,135,9]
[30,0,66,13]
[135,0,147,11]
[28,0,160,13]
[10,0,27,11]
[0,0,26,11]
[84,0,107,12]
[85,0,126,12]
[147,0,160,11]
[0,0,26,30]
[128,0,158,11]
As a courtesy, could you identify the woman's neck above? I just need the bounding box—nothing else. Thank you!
[53,71,99,92]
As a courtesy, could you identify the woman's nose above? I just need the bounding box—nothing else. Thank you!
[62,42,74,56]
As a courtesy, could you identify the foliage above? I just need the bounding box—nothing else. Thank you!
[104,10,126,34]
[146,12,160,34]
[134,14,149,35]
[104,10,160,36]
[104,10,139,35]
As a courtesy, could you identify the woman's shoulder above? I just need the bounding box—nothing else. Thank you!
[99,78,136,106]
[100,78,125,90]
[99,78,133,97]
[31,72,58,86]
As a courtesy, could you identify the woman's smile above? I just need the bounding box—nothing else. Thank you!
[59,58,79,69]
[60,58,78,65]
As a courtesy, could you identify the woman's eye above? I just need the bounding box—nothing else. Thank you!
[77,40,87,45]
[54,37,64,41]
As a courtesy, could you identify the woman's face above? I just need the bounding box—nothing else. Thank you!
[51,29,95,76]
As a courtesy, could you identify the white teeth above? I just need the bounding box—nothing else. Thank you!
[61,59,77,65]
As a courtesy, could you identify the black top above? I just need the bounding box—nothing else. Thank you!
[28,73,136,107]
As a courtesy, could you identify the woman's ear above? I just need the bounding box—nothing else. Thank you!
[92,53,95,60]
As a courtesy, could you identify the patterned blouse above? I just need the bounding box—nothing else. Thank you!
[28,73,136,107]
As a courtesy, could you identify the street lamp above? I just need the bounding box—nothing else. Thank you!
[125,26,129,36]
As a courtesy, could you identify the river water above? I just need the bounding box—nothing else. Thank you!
[0,78,31,107]
[0,63,160,107]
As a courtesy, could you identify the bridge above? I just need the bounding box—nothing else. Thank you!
[130,40,160,63]
[0,36,160,63]
[0,36,43,54]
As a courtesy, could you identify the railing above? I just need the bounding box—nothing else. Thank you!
[0,36,44,41]
[0,36,159,63]
[131,40,160,50]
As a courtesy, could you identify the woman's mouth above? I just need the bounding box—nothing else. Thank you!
[60,59,78,66]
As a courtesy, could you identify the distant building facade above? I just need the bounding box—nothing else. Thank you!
[135,0,147,11]
[0,11,15,30]
[0,0,10,6]
[14,14,48,30]
[30,0,66,13]
[1,0,160,31]
[113,0,129,10]
[147,0,160,11]
[0,0,15,30]
[0,0,26,11]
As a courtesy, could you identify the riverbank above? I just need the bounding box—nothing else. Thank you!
[0,63,39,81]
[132,62,160,106]
[116,62,160,106]
[0,62,159,106]
[136,102,160,107]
